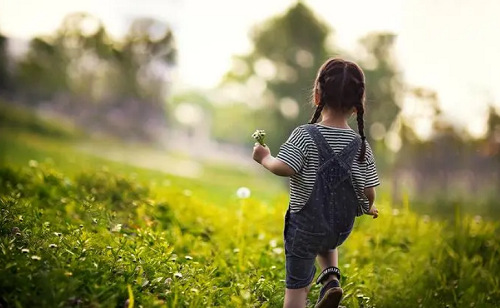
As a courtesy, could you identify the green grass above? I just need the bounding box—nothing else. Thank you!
[1,108,500,307]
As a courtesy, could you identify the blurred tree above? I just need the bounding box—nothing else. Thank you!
[112,17,176,105]
[223,1,332,150]
[356,33,403,144]
[0,32,10,93]
[14,12,177,142]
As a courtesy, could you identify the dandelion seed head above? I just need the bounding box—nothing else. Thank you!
[236,187,251,199]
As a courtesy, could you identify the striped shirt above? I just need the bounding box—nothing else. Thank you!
[276,124,380,213]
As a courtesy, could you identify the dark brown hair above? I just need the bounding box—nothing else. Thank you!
[309,58,367,161]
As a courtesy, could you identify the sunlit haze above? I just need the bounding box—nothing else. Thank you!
[1,0,499,135]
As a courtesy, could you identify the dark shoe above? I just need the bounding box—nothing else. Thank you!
[314,279,343,308]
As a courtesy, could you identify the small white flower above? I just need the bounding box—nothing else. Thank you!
[236,187,251,199]
[111,224,122,232]
[271,266,276,270]
[272,248,283,255]
[269,239,277,248]
[31,255,41,261]
[174,272,183,278]
[185,255,193,260]
[49,244,58,248]
[21,248,29,253]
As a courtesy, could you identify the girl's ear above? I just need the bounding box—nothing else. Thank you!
[314,89,320,106]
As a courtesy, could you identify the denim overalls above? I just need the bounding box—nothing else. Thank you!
[284,124,361,289]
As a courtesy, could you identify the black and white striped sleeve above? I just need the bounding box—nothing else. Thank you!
[364,142,380,188]
[276,127,309,173]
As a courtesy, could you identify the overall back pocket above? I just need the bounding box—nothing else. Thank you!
[289,228,326,259]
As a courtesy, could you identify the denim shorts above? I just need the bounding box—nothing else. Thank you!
[284,220,352,289]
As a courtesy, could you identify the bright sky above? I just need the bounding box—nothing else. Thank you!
[1,0,499,136]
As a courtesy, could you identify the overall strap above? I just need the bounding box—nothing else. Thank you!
[337,137,362,169]
[303,124,335,165]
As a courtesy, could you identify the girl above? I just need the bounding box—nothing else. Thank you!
[252,58,380,308]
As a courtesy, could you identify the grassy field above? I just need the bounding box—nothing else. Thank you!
[1,107,500,308]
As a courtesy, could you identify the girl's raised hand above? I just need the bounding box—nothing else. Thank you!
[252,143,271,164]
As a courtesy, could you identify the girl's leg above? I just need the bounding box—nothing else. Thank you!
[317,249,339,284]
[284,286,311,308]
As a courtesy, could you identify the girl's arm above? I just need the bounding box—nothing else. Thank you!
[364,187,379,218]
[364,187,376,207]
[253,144,295,177]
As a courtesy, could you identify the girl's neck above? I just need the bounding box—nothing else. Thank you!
[319,109,351,129]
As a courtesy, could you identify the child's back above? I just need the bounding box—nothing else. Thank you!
[277,123,379,216]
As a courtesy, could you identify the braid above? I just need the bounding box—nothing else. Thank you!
[355,85,367,162]
[309,75,327,124]
[309,93,326,124]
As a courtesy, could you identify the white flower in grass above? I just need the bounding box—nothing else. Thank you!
[21,248,29,253]
[111,224,122,232]
[185,255,193,260]
[31,255,41,261]
[269,239,277,248]
[272,247,283,255]
[49,244,58,248]
[236,187,251,199]
[174,272,183,278]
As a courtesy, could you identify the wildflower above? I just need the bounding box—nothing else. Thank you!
[111,224,122,232]
[185,255,193,260]
[269,239,277,248]
[272,247,283,255]
[164,278,173,285]
[271,266,276,270]
[190,288,199,294]
[49,244,58,248]
[54,232,62,237]
[21,248,29,253]
[236,187,251,199]
[79,224,84,229]
[174,272,182,278]
[31,255,41,261]
[106,246,112,249]
[92,218,98,224]
[252,130,266,146]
